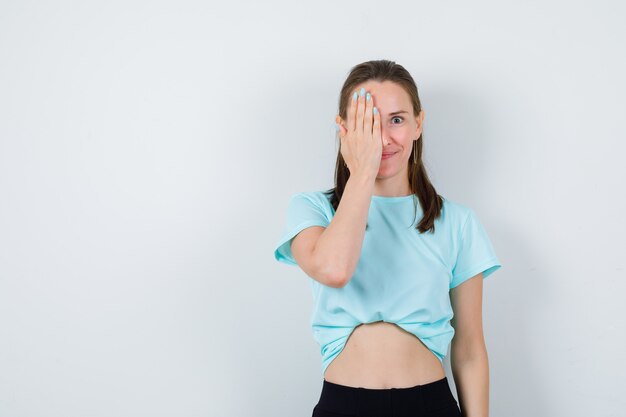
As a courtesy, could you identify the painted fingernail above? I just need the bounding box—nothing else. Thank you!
[359,87,365,97]
[373,107,378,115]
[366,93,371,102]
[353,91,358,101]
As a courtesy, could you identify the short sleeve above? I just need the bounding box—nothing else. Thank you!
[450,208,502,289]
[273,193,331,266]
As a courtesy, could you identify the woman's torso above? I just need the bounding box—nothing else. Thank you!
[285,192,460,389]
[323,320,446,389]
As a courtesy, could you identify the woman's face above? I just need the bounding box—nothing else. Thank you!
[337,80,425,180]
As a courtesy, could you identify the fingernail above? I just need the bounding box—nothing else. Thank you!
[353,91,358,101]
[373,107,378,115]
[359,87,365,97]
[366,93,371,102]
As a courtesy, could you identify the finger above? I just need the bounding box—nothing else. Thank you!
[355,87,365,137]
[347,90,358,133]
[364,92,373,139]
[372,106,381,144]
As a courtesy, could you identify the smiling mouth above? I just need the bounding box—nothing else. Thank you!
[381,152,397,159]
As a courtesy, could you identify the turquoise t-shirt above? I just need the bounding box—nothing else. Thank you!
[273,190,502,377]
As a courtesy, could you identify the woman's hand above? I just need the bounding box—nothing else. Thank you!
[337,87,383,177]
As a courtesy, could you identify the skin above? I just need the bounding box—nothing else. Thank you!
[326,81,489,411]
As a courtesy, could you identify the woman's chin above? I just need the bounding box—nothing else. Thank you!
[377,164,407,179]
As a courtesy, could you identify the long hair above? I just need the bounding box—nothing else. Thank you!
[323,59,444,233]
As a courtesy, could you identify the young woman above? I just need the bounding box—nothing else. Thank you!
[274,60,502,417]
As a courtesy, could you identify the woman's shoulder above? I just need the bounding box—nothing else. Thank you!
[290,189,333,204]
[440,196,474,226]
[287,189,335,214]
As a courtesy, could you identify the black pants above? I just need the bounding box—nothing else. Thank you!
[312,376,461,417]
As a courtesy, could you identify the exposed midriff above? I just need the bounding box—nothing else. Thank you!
[323,320,446,389]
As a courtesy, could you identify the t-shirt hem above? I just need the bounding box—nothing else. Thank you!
[450,258,501,289]
[274,220,330,266]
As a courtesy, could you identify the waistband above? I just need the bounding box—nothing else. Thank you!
[316,376,458,415]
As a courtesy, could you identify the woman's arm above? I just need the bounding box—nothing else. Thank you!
[291,172,376,287]
[450,273,490,417]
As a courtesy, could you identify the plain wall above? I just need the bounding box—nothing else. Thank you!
[1,1,624,416]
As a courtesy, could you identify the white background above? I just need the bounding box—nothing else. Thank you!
[1,1,624,416]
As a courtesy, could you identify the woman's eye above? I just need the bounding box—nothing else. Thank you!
[391,117,403,124]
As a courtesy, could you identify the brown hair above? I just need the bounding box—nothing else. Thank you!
[323,59,444,233]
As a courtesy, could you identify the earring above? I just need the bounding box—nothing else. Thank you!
[413,141,417,164]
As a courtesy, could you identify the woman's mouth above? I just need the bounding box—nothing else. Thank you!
[381,152,397,160]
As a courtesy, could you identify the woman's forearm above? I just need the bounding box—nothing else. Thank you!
[312,171,375,287]
[450,348,490,417]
